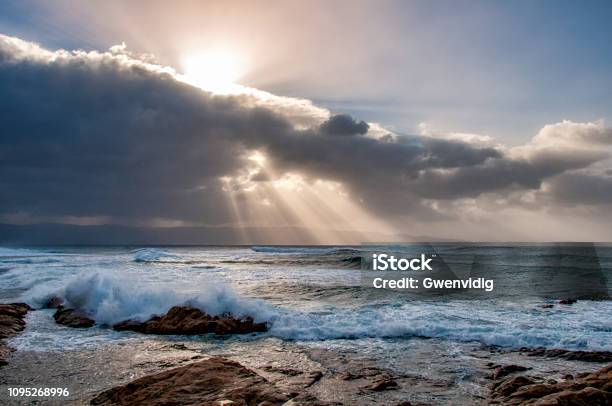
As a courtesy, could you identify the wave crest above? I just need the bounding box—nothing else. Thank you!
[35,270,275,325]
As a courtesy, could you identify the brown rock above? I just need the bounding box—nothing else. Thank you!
[0,342,13,366]
[0,303,31,366]
[112,319,146,332]
[523,348,612,362]
[90,356,290,405]
[362,376,399,391]
[490,364,612,405]
[299,371,323,388]
[284,393,342,406]
[53,306,95,328]
[491,364,531,380]
[0,303,30,338]
[492,375,537,397]
[509,383,561,400]
[112,306,267,335]
[534,386,610,406]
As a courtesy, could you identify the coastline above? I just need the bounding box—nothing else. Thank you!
[1,245,610,404]
[1,311,610,405]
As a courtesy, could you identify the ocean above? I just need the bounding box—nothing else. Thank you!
[1,245,611,404]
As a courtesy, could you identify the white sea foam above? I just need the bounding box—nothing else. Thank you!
[32,270,275,325]
[3,246,611,353]
[269,301,612,350]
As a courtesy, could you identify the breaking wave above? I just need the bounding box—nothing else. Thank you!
[29,270,275,326]
[22,269,612,351]
[268,301,612,351]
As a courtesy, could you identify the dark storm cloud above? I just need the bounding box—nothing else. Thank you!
[1,35,611,230]
[546,173,612,205]
[320,114,369,136]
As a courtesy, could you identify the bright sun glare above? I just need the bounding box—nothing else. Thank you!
[181,49,244,94]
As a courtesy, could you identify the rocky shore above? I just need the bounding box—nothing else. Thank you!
[87,347,612,406]
[112,305,268,335]
[44,296,268,335]
[2,298,610,405]
[91,356,294,406]
[0,303,30,366]
[489,364,611,405]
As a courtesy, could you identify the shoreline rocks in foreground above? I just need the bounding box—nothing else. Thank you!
[489,364,612,405]
[0,303,31,366]
[91,356,291,405]
[518,348,612,363]
[112,305,267,335]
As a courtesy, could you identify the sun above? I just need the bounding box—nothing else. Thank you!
[180,48,244,93]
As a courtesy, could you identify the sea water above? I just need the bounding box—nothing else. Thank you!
[1,245,610,351]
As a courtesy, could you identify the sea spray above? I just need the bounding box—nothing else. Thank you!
[268,301,611,350]
[34,270,276,325]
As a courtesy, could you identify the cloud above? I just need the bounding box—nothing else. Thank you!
[1,34,611,241]
[546,172,612,206]
[320,114,369,136]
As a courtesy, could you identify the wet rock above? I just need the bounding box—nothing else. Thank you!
[558,298,577,305]
[0,303,31,366]
[490,364,612,405]
[111,319,145,332]
[0,343,11,367]
[162,343,189,351]
[299,370,323,388]
[540,304,554,309]
[336,366,390,381]
[509,383,561,400]
[362,376,399,392]
[521,348,612,362]
[90,356,290,405]
[337,371,360,381]
[490,364,531,380]
[537,386,609,405]
[262,365,304,376]
[43,296,64,309]
[0,303,30,338]
[283,393,341,406]
[53,306,95,328]
[491,375,536,397]
[112,306,267,335]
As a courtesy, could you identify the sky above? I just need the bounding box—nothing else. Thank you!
[1,1,612,243]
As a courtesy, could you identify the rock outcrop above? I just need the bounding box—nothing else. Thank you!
[44,296,64,309]
[0,303,31,366]
[489,365,531,380]
[91,356,290,405]
[490,364,612,405]
[519,348,612,363]
[53,306,95,328]
[112,306,267,335]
